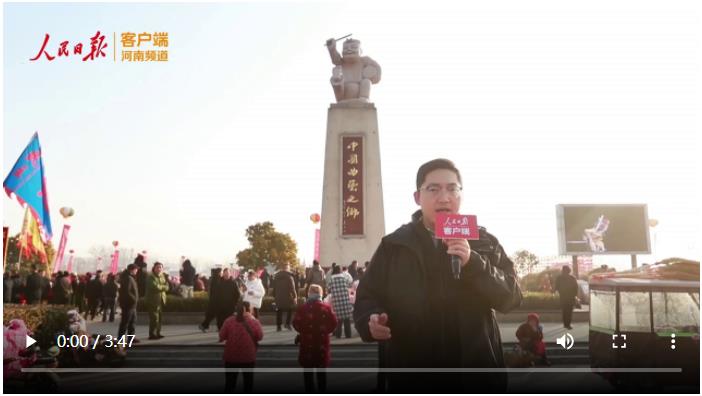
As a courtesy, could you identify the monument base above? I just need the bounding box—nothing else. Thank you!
[319,102,385,268]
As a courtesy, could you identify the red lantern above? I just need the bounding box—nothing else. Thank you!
[310,213,321,224]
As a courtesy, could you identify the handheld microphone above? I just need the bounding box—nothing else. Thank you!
[451,255,461,280]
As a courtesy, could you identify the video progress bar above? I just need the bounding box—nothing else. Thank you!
[22,368,683,373]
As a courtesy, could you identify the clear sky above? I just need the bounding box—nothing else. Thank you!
[3,0,700,273]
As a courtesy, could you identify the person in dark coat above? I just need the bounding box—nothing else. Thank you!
[11,272,24,303]
[200,268,222,332]
[40,270,51,304]
[292,284,337,392]
[85,271,103,320]
[102,273,119,322]
[75,274,88,314]
[54,271,72,305]
[118,264,139,339]
[69,273,78,305]
[354,159,522,393]
[305,261,326,296]
[348,260,359,281]
[4,272,14,303]
[554,265,578,329]
[25,266,44,304]
[180,259,196,298]
[134,254,148,298]
[273,264,298,331]
[213,268,241,330]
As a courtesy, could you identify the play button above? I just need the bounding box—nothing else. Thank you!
[26,335,37,348]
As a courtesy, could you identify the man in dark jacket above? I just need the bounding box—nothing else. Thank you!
[118,264,139,339]
[554,265,578,329]
[133,254,148,297]
[199,268,221,332]
[85,271,103,320]
[25,266,44,304]
[212,268,240,329]
[354,159,522,393]
[274,264,298,331]
[102,273,119,322]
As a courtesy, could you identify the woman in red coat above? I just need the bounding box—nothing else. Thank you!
[292,284,338,392]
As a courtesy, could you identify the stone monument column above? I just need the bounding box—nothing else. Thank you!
[319,37,385,268]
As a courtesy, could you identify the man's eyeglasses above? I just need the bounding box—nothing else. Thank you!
[419,184,463,198]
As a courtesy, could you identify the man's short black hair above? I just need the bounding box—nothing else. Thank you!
[416,158,462,190]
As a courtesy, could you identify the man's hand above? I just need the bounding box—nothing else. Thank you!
[325,38,336,48]
[444,239,472,267]
[369,313,391,340]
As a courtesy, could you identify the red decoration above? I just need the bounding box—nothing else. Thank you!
[310,213,321,224]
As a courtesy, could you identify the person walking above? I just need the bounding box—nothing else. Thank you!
[293,284,337,392]
[101,273,119,322]
[219,301,263,392]
[554,265,578,329]
[243,270,265,318]
[214,268,241,330]
[118,264,139,340]
[145,262,169,339]
[199,268,222,332]
[273,264,297,331]
[329,266,353,338]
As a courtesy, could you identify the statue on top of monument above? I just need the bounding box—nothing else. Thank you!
[326,36,381,103]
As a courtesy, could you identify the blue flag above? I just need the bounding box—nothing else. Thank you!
[3,132,53,241]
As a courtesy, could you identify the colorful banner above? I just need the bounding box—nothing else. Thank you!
[3,132,53,241]
[110,250,120,274]
[314,228,321,262]
[341,136,364,235]
[52,224,71,273]
[18,207,48,263]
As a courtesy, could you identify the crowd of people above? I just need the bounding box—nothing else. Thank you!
[4,253,369,391]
